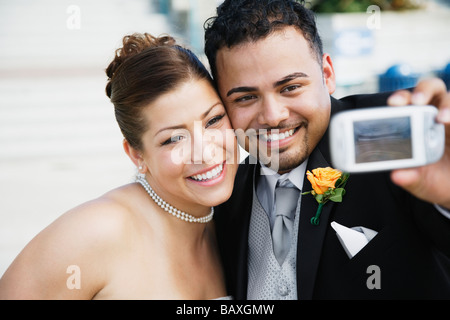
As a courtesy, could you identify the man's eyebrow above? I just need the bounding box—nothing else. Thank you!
[273,72,309,88]
[226,72,309,97]
[226,86,258,97]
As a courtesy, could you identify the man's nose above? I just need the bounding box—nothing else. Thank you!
[257,96,289,128]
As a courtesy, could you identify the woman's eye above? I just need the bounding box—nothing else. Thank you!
[206,114,225,128]
[162,135,185,146]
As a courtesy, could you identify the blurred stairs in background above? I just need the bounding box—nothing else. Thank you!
[0,0,172,159]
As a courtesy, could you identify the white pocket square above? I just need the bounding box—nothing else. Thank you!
[330,221,378,258]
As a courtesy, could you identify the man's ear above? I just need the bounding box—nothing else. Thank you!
[322,53,336,95]
[123,139,146,173]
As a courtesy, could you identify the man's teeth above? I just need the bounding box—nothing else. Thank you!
[190,164,224,181]
[262,129,295,142]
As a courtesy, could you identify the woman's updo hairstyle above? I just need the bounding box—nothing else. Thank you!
[106,33,212,151]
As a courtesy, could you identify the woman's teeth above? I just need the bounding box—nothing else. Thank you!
[190,164,224,182]
[262,129,295,142]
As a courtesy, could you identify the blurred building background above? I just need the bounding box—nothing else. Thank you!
[0,0,449,277]
[311,0,450,97]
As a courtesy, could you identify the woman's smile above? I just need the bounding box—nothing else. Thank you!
[187,162,227,186]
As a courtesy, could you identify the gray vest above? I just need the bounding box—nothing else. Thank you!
[247,186,301,299]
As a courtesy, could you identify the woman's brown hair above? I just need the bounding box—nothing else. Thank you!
[106,33,213,151]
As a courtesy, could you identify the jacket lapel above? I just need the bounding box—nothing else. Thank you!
[296,137,335,299]
[223,161,255,299]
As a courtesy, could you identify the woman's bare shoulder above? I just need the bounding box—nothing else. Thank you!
[0,183,141,299]
[38,184,138,244]
[66,184,138,234]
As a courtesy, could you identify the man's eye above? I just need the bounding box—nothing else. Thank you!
[206,114,225,128]
[281,84,301,93]
[235,94,256,103]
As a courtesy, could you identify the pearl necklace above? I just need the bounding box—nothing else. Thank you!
[136,175,214,223]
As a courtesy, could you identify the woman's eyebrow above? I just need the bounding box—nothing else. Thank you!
[155,102,223,136]
[155,124,187,136]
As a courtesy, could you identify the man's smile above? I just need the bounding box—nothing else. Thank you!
[255,122,307,149]
[259,127,297,142]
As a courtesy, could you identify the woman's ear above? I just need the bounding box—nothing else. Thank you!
[123,139,146,173]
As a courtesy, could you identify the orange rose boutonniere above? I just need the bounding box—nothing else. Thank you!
[303,167,349,225]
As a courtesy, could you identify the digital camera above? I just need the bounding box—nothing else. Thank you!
[329,106,445,173]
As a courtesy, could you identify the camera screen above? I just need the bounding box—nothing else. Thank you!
[354,117,412,163]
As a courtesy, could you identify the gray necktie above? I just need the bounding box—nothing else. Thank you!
[272,181,299,265]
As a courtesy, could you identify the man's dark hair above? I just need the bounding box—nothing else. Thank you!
[204,0,323,81]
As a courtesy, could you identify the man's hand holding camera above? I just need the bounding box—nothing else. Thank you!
[388,78,450,210]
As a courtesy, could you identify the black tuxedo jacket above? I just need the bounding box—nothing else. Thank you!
[214,93,450,299]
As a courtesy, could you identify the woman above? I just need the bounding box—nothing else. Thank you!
[0,33,239,299]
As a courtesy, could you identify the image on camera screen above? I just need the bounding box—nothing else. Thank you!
[354,117,412,163]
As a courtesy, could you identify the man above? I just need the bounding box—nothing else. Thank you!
[205,0,450,299]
